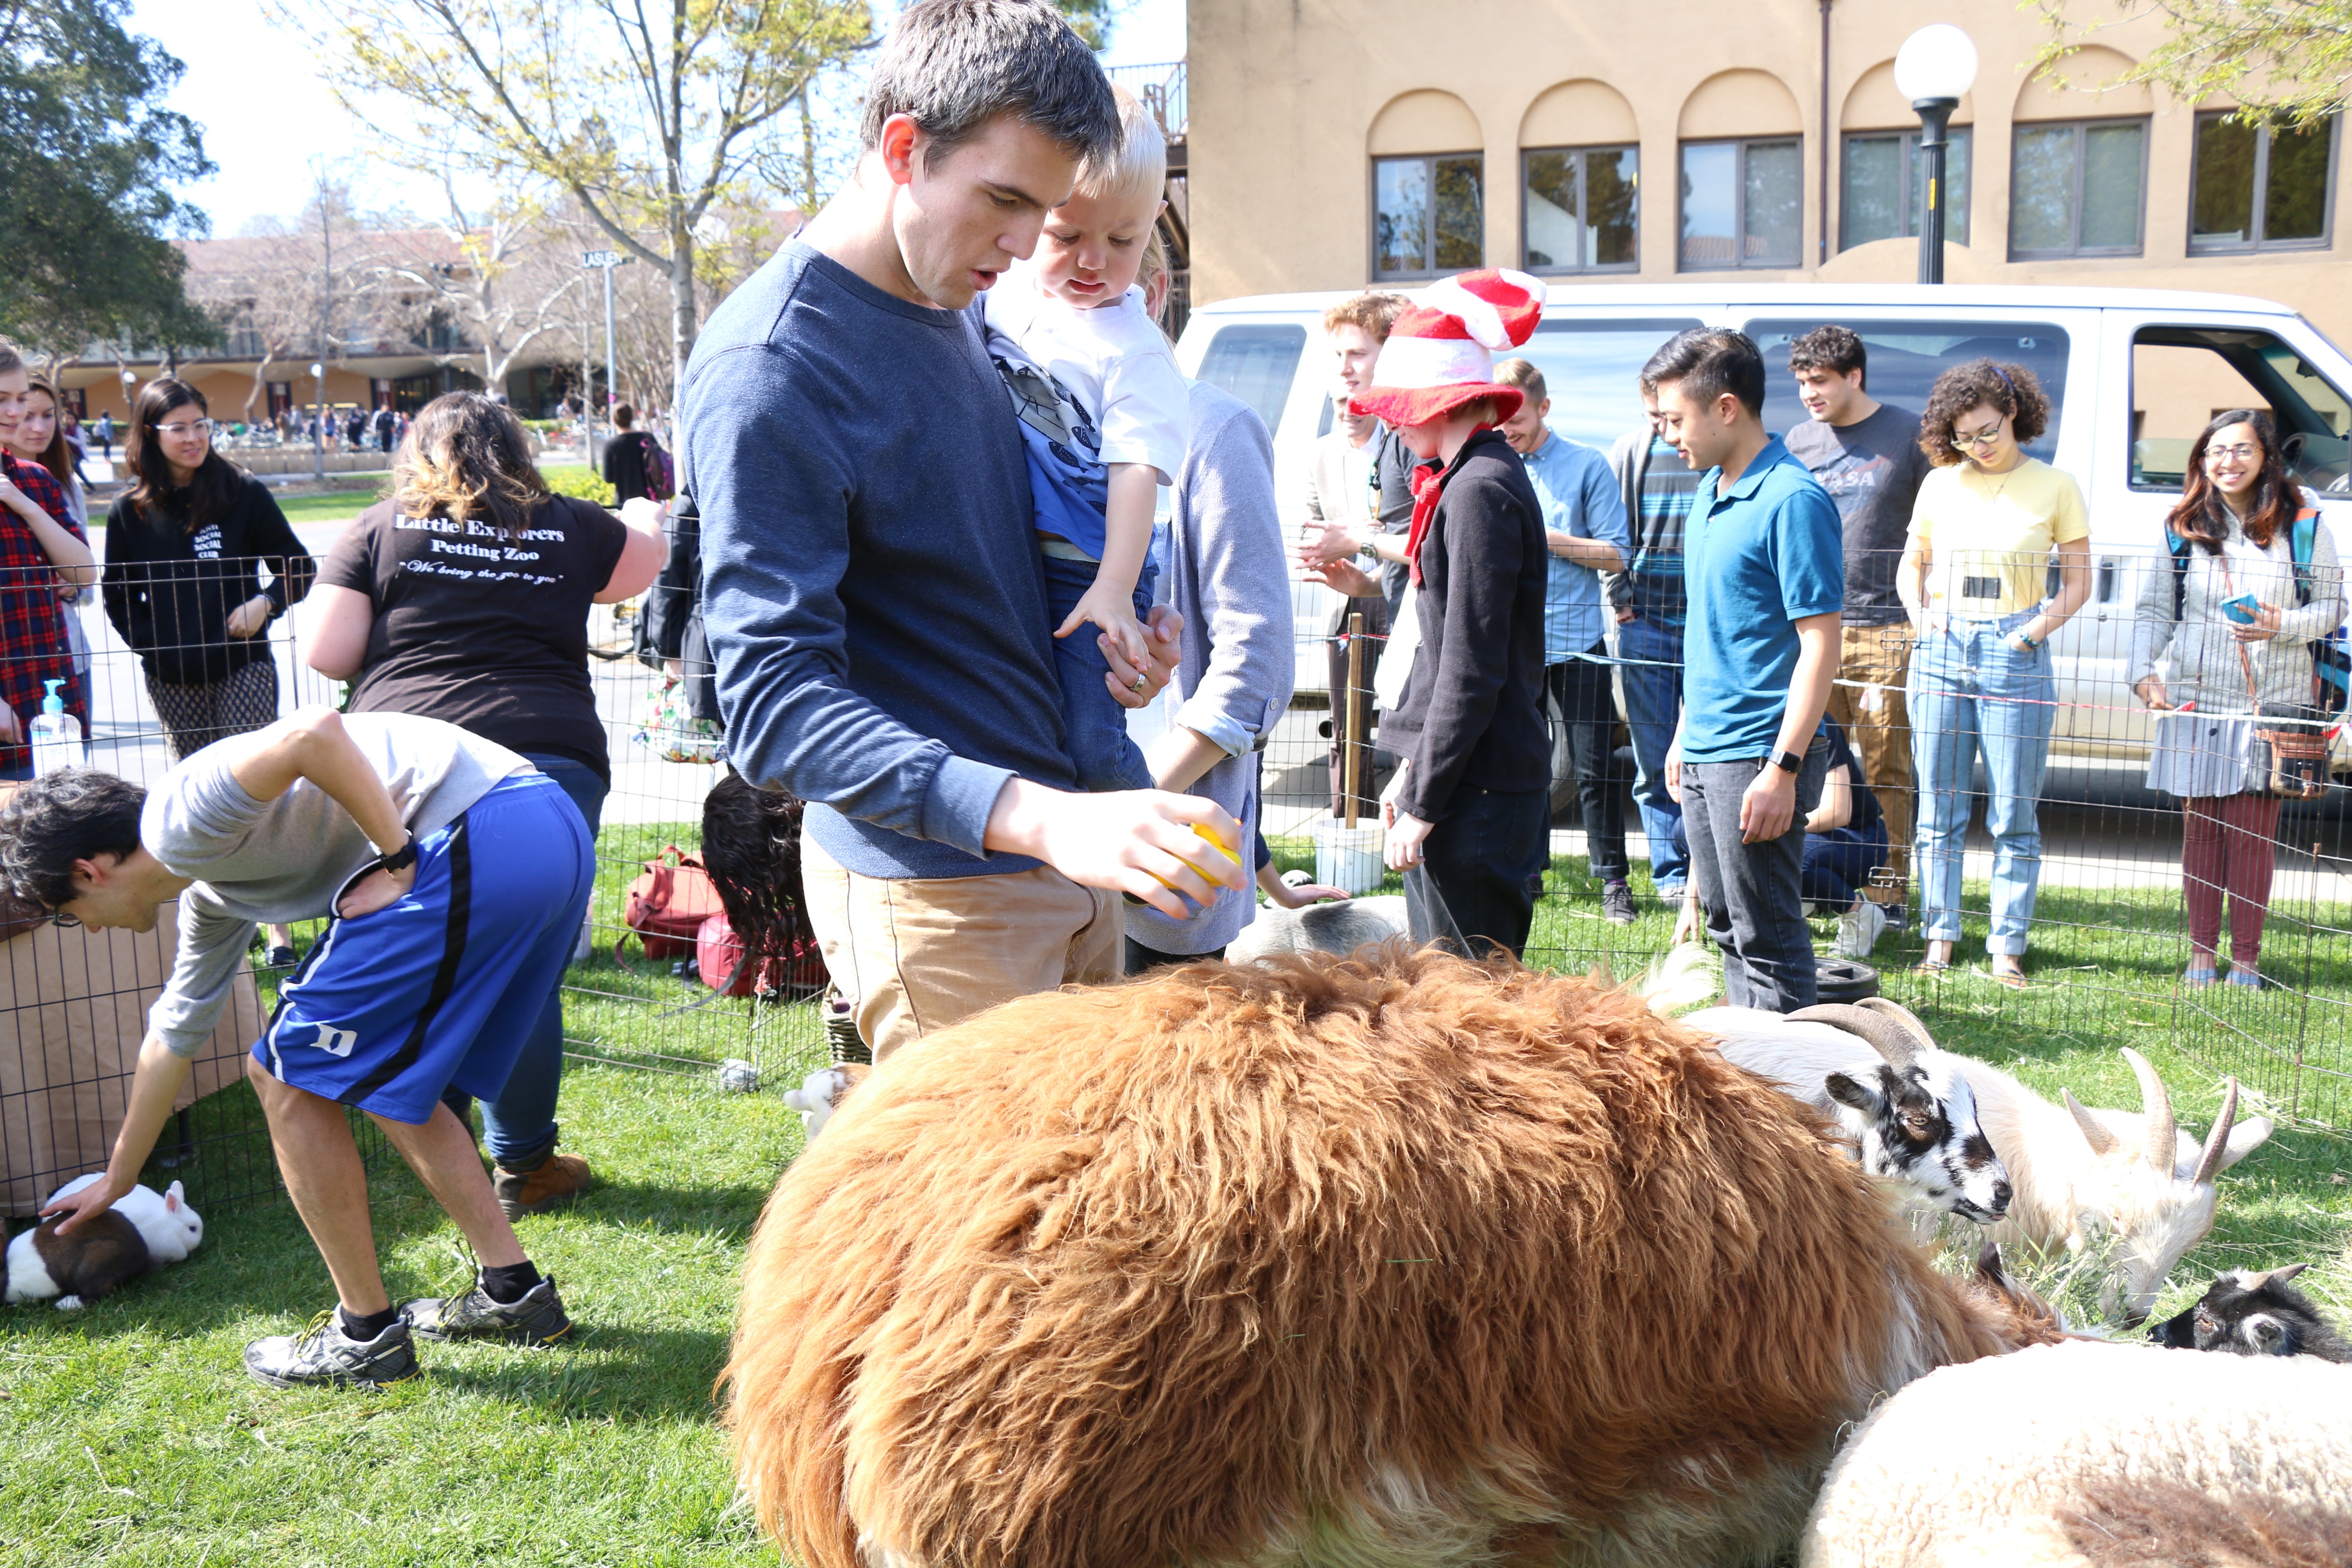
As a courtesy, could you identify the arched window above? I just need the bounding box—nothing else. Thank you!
[1677,70,1805,271]
[1369,90,1485,280]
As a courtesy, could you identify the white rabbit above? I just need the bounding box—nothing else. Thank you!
[3,1176,205,1310]
[47,1175,206,1264]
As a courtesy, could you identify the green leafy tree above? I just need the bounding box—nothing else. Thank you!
[1056,0,1115,50]
[0,0,218,362]
[2033,0,2352,126]
[268,0,876,395]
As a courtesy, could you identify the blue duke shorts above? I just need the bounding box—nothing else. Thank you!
[255,772,594,1125]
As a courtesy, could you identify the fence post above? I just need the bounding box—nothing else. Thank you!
[1343,612,1366,828]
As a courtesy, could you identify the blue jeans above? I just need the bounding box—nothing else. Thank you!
[443,753,607,1168]
[1041,551,1155,792]
[1908,614,2055,955]
[1804,820,1891,908]
[1618,615,1686,889]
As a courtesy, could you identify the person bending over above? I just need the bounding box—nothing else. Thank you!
[4,709,594,1390]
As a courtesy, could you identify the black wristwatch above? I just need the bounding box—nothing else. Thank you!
[1770,748,1805,775]
[376,834,418,876]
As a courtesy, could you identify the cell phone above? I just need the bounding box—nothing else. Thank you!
[2223,594,2261,625]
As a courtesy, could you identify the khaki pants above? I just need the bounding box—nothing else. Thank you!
[801,834,1121,1064]
[1824,622,1914,885]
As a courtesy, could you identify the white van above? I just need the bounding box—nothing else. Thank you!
[1173,284,2352,766]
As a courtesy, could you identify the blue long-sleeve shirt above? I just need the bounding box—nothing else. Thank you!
[679,241,1078,879]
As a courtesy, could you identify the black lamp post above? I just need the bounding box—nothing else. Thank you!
[1895,24,1978,286]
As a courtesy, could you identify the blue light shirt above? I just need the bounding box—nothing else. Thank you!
[1522,429,1631,663]
[1681,437,1844,764]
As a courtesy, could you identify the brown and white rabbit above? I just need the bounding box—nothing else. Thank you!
[4,1175,205,1310]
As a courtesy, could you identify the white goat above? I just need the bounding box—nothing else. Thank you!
[1682,998,2012,1222]
[1951,1048,2269,1325]
[1800,1340,2352,1567]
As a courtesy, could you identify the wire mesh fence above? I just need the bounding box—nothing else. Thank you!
[0,556,820,1220]
[1270,541,2352,1131]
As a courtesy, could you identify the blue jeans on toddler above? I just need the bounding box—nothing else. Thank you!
[1041,549,1156,793]
[1908,611,2055,955]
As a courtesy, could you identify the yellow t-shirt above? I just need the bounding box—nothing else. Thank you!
[1908,458,2091,617]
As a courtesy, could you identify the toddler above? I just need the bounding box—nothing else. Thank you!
[983,84,1188,792]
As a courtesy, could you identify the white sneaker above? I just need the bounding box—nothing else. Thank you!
[1833,899,1888,959]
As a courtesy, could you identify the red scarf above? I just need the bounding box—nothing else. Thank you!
[1405,461,1446,585]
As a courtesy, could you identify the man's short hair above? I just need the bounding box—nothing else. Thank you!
[1638,328,1709,395]
[1494,357,1547,407]
[0,769,147,910]
[1647,328,1767,420]
[861,0,1119,171]
[1075,83,1166,206]
[1788,325,1867,388]
[1321,292,1410,343]
[613,404,636,429]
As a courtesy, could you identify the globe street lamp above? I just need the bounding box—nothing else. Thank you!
[1896,23,1978,286]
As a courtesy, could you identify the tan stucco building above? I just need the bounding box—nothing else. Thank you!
[1187,0,2351,345]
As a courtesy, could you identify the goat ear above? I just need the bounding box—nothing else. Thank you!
[1824,1070,1882,1114]
[2063,1090,2120,1156]
[2216,1115,2274,1174]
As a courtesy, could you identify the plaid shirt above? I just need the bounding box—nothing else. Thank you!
[0,452,89,766]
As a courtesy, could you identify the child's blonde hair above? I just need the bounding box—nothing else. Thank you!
[1075,83,1167,206]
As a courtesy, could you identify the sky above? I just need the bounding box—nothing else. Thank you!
[130,0,1189,237]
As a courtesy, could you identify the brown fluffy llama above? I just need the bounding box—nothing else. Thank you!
[724,946,2061,1568]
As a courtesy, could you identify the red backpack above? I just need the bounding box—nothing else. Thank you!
[619,846,726,965]
[695,910,824,997]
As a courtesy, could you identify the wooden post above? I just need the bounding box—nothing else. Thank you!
[1343,612,1366,828]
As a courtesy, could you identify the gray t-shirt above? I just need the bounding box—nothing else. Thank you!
[144,713,528,1057]
[1785,404,1930,626]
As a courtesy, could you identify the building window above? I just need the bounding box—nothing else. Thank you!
[2009,118,2147,258]
[1522,145,1638,272]
[1679,138,1801,270]
[1373,153,1483,279]
[1841,128,1971,250]
[2190,112,2337,253]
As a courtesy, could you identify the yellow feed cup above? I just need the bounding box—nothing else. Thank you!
[1130,825,1243,904]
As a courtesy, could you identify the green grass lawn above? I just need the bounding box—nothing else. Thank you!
[0,833,2344,1563]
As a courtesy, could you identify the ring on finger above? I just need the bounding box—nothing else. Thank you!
[1130,674,1147,693]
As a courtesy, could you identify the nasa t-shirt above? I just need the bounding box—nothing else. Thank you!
[321,494,630,780]
[1785,404,1930,627]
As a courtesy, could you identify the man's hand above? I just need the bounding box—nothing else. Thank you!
[1663,741,1682,804]
[1105,605,1182,710]
[1671,888,1702,946]
[1305,557,1381,600]
[1385,810,1433,870]
[225,594,273,639]
[41,1173,126,1237]
[336,858,417,920]
[1297,517,1369,568]
[1740,766,1798,844]
[984,779,1246,920]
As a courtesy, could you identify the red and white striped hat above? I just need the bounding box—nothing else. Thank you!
[1350,269,1546,429]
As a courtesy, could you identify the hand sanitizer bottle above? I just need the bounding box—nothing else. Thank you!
[30,678,84,776]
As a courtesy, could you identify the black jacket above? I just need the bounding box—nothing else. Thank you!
[102,469,317,685]
[633,493,720,727]
[602,430,659,505]
[1380,429,1549,821]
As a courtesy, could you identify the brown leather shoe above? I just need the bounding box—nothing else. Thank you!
[493,1152,594,1220]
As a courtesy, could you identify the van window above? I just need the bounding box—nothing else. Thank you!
[1745,319,2072,464]
[1510,318,1705,449]
[2129,326,2352,494]
[1197,324,1308,438]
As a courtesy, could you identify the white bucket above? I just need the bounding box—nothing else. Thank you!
[1312,816,1385,897]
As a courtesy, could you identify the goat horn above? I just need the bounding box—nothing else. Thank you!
[2123,1048,2179,1174]
[1788,1004,1918,1069]
[1856,996,1939,1054]
[2063,1089,2119,1156]
[2189,1077,2241,1187]
[2247,1262,2312,1289]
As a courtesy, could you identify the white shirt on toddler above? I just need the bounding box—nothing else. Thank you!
[981,265,1189,487]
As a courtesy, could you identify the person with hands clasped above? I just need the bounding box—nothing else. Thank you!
[0,708,595,1390]
[1657,330,1844,1014]
[1898,360,2090,989]
[1315,270,1551,960]
[0,347,98,780]
[681,0,1243,1065]
[2130,410,2343,990]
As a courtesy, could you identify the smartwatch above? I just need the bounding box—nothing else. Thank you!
[1771,748,1805,775]
[376,834,418,876]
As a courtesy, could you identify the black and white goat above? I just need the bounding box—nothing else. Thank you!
[1681,998,2013,1222]
[2150,1263,2352,1361]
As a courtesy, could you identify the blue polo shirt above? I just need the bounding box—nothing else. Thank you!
[1681,436,1844,764]
[1522,429,1631,662]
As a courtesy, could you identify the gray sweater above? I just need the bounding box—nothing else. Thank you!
[145,713,528,1056]
[2128,499,2342,716]
[1124,382,1296,956]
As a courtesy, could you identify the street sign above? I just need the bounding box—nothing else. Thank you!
[582,249,627,267]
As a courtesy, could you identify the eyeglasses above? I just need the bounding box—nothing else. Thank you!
[45,907,80,929]
[2205,443,2263,463]
[1949,423,2006,452]
[153,419,216,438]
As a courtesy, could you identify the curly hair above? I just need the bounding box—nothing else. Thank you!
[699,772,813,979]
[0,769,147,910]
[1917,358,2052,468]
[1787,324,1866,386]
[393,392,554,539]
